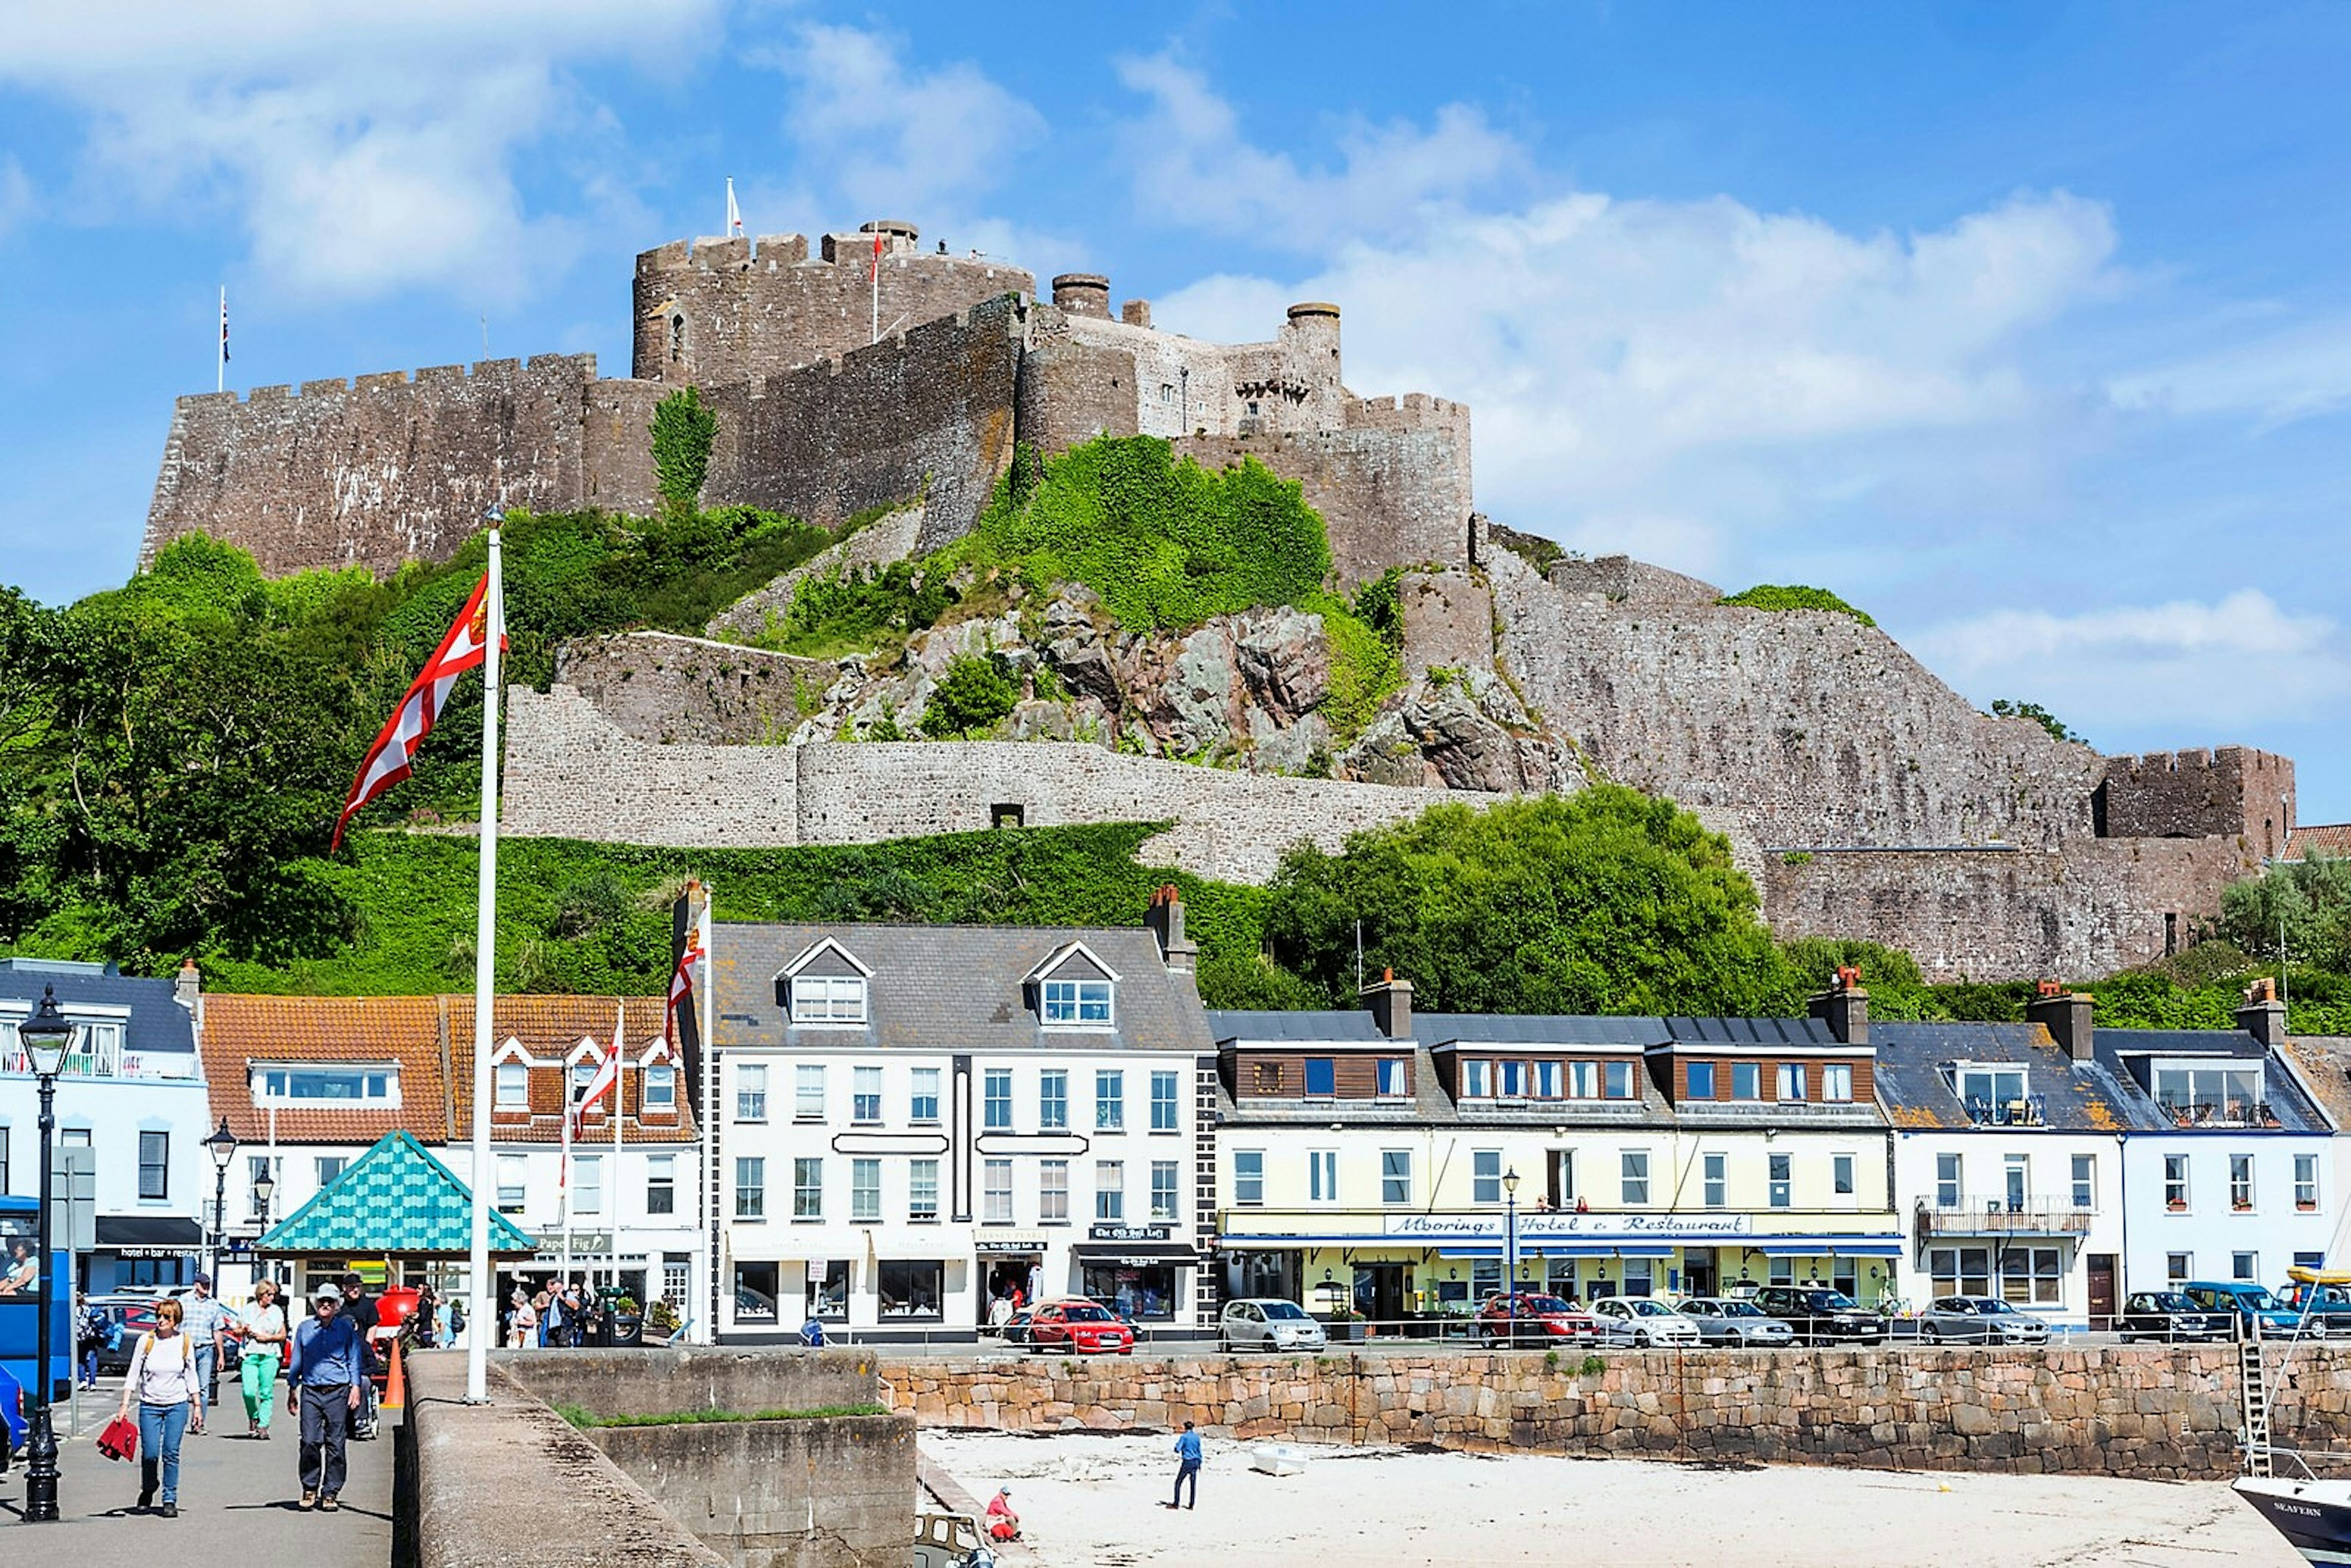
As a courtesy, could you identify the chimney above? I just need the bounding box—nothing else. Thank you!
[2237,976,2288,1047]
[174,956,201,1012]
[1807,965,1869,1045]
[1051,273,1111,318]
[1362,967,1413,1041]
[2026,986,2097,1062]
[1145,885,1197,984]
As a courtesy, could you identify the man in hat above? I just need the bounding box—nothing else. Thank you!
[986,1485,1021,1542]
[288,1282,364,1512]
[179,1274,232,1424]
[340,1271,381,1438]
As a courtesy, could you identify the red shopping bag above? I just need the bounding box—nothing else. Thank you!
[97,1415,138,1462]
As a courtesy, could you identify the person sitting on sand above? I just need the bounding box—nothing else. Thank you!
[986,1485,1021,1541]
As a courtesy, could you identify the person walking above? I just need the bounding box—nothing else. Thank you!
[180,1274,231,1424]
[118,1295,204,1516]
[339,1272,381,1438]
[1161,1420,1202,1511]
[510,1289,539,1349]
[77,1292,106,1390]
[289,1282,364,1512]
[238,1279,290,1439]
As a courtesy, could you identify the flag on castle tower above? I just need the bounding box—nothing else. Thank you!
[331,574,504,850]
[726,177,742,238]
[219,288,230,364]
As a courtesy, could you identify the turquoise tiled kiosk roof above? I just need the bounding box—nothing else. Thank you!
[260,1130,536,1257]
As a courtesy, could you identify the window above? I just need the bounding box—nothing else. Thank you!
[2071,1153,2096,1211]
[2003,1153,2029,1212]
[644,1065,677,1109]
[1472,1150,1502,1204]
[851,1158,882,1223]
[495,1062,528,1108]
[737,1064,768,1123]
[1930,1245,1994,1297]
[1936,1153,1962,1210]
[733,1262,778,1324]
[1534,1060,1562,1098]
[1040,1071,1068,1130]
[570,1062,596,1104]
[983,1160,1013,1223]
[1605,1061,1637,1099]
[1043,979,1113,1024]
[574,1156,602,1217]
[2297,1153,2320,1212]
[1234,1150,1265,1206]
[795,1063,826,1120]
[1040,1160,1070,1221]
[878,1259,945,1319]
[0,1127,8,1193]
[1250,1060,1283,1094]
[315,1155,347,1189]
[1623,1258,1654,1298]
[1687,1062,1717,1099]
[2230,1153,2255,1212]
[256,1067,392,1101]
[1731,1062,1761,1100]
[735,1157,767,1220]
[1377,1058,1409,1099]
[1767,1153,1791,1209]
[1621,1150,1650,1206]
[1151,1160,1180,1221]
[1095,1160,1124,1221]
[1151,1070,1181,1130]
[1549,1149,1575,1207]
[1310,1150,1338,1204]
[1832,1153,1856,1199]
[853,1066,882,1125]
[1381,1149,1412,1206]
[791,1157,822,1220]
[791,975,866,1024]
[246,1153,271,1220]
[2233,1251,2259,1283]
[1569,1061,1597,1098]
[647,1155,675,1216]
[2165,1252,2192,1287]
[1096,1070,1125,1131]
[909,1159,940,1221]
[1460,1060,1491,1098]
[134,1131,168,1200]
[1304,1058,1336,1098]
[910,1067,942,1125]
[808,1259,848,1321]
[2165,1153,2189,1210]
[1702,1152,1727,1209]
[1821,1063,1853,1102]
[2152,1063,2263,1119]
[1955,1065,2028,1111]
[1499,1060,1526,1099]
[985,1070,1014,1130]
[497,1155,527,1214]
[1777,1064,1807,1101]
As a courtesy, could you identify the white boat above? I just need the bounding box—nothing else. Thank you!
[2235,1475,2351,1565]
[1251,1442,1313,1476]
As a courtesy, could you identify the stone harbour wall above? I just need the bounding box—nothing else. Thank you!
[882,1346,2330,1480]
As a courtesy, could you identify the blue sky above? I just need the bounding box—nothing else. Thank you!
[4,2,2349,815]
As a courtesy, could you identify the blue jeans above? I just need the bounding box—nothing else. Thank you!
[193,1342,216,1408]
[138,1401,190,1504]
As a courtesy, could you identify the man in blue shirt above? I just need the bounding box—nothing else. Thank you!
[179,1274,232,1420]
[288,1282,364,1512]
[1162,1420,1202,1510]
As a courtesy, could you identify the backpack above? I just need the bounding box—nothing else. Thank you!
[450,1302,467,1335]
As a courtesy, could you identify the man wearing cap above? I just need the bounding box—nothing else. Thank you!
[179,1274,231,1424]
[288,1283,364,1512]
[986,1485,1021,1542]
[340,1271,381,1439]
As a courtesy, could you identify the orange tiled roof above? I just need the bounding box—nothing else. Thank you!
[446,994,695,1146]
[2284,823,2351,862]
[198,994,449,1144]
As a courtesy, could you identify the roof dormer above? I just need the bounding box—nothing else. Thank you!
[1026,941,1121,1029]
[776,937,872,1026]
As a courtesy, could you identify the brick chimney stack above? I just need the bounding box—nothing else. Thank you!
[1807,965,1869,1045]
[1145,885,1198,987]
[2026,985,2097,1062]
[2237,976,2288,1046]
[1362,968,1413,1041]
[174,956,201,1013]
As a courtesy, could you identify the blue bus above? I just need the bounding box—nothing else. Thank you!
[0,1196,72,1455]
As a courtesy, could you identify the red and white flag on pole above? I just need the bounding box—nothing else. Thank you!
[664,932,704,1050]
[871,228,882,282]
[726,177,743,238]
[331,574,501,849]
[572,1018,621,1136]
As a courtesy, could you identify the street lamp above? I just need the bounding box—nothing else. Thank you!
[17,985,76,1523]
[1502,1167,1521,1345]
[252,1166,277,1298]
[203,1117,239,1286]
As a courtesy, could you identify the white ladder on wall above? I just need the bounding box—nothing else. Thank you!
[2241,1321,2274,1479]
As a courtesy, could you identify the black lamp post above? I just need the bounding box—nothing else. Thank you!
[252,1165,276,1297]
[202,1117,239,1286]
[1502,1166,1521,1345]
[17,985,75,1523]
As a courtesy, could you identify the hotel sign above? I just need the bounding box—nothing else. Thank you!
[1373,1212,1756,1244]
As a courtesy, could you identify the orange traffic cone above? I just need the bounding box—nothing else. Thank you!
[382,1337,407,1412]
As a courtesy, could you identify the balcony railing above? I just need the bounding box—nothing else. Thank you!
[1961,1095,2048,1127]
[2158,1099,2283,1130]
[0,1033,123,1079]
[1914,1195,2093,1239]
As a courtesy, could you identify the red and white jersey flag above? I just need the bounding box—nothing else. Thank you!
[726,176,743,237]
[871,228,882,282]
[331,574,500,849]
[573,1015,622,1135]
[664,934,704,1050]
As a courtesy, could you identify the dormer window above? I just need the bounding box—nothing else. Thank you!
[1948,1063,2039,1125]
[2153,1061,2265,1125]
[253,1066,394,1103]
[792,977,868,1025]
[643,1064,677,1110]
[494,1062,528,1108]
[1043,980,1112,1026]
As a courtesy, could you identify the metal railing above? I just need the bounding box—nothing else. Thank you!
[1914,1195,2094,1237]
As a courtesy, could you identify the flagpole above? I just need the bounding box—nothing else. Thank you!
[560,1081,574,1288]
[464,526,504,1404]
[613,1002,624,1298]
[217,286,226,394]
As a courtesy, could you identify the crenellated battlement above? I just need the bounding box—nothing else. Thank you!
[175,353,601,411]
[2096,745,2295,853]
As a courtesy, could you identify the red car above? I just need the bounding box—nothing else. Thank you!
[1475,1292,1601,1348]
[1026,1299,1136,1355]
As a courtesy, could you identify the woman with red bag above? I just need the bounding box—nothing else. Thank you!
[118,1296,204,1517]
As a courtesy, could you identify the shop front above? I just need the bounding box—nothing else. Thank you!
[88,1215,203,1294]
[974,1233,1051,1321]
[1074,1224,1196,1336]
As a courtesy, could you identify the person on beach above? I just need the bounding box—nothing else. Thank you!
[119,1295,204,1516]
[289,1282,364,1512]
[239,1278,290,1439]
[1162,1420,1202,1511]
[986,1485,1021,1541]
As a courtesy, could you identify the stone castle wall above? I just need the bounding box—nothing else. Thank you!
[882,1345,2315,1480]
[553,631,839,745]
[2099,746,2296,858]
[704,507,926,643]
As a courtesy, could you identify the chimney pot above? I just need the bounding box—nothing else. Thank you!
[1807,980,1869,1045]
[2026,991,2097,1062]
[1361,972,1413,1041]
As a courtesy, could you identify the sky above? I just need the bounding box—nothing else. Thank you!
[1,2,2347,815]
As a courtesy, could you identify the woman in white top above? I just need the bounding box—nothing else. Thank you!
[238,1280,291,1439]
[119,1295,204,1515]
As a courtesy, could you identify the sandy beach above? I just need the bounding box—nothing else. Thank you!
[923,1429,2299,1567]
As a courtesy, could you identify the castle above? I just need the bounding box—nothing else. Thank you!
[140,221,2298,982]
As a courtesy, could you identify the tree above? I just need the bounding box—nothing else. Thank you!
[925,654,1019,737]
[1262,788,1790,1015]
[2221,853,2351,970]
[650,387,718,517]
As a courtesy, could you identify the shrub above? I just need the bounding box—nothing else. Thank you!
[926,654,1020,737]
[1719,584,1875,626]
[650,388,718,517]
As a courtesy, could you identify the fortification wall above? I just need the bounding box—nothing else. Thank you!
[2099,746,2296,857]
[502,685,800,844]
[632,230,1031,388]
[1174,421,1473,591]
[1548,553,1723,607]
[553,632,840,745]
[143,354,610,576]
[705,507,925,642]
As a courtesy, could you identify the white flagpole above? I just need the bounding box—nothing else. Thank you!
[726,177,741,238]
[217,286,227,394]
[560,1078,574,1287]
[464,527,504,1403]
[612,1002,624,1296]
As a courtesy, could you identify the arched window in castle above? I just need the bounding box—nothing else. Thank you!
[669,313,688,365]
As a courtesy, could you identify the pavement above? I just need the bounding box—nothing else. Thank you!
[0,1376,392,1566]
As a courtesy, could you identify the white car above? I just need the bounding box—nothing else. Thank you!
[1589,1296,1704,1348]
[1219,1297,1329,1352]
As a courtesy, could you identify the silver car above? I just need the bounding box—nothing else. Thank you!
[1677,1296,1796,1347]
[1218,1297,1329,1352]
[1919,1295,2051,1345]
[1589,1296,1704,1347]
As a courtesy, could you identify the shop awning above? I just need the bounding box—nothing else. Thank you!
[1750,1238,1905,1258]
[1437,1245,1675,1260]
[94,1216,203,1256]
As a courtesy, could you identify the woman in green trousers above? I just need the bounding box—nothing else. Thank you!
[238,1279,290,1438]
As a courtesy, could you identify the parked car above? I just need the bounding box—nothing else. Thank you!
[1918,1296,2051,1345]
[1678,1297,1796,1347]
[1001,1309,1034,1348]
[1874,1297,1928,1341]
[81,1296,159,1376]
[1474,1292,1602,1348]
[1752,1286,1888,1346]
[2274,1281,2351,1338]
[2184,1280,2319,1339]
[1218,1298,1329,1353]
[1590,1296,1704,1348]
[2115,1291,2233,1344]
[1026,1299,1135,1356]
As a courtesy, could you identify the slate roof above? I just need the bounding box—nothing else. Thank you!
[1870,1022,2155,1133]
[1664,1016,1842,1048]
[714,924,1212,1054]
[1207,1010,1387,1045]
[200,994,447,1144]
[2096,1027,2329,1132]
[258,1131,535,1256]
[2282,1037,2351,1130]
[1417,1013,1669,1048]
[0,958,194,1057]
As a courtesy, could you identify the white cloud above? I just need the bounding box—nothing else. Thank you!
[1910,590,2351,728]
[0,1,719,300]
[2109,317,2351,427]
[0,156,32,240]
